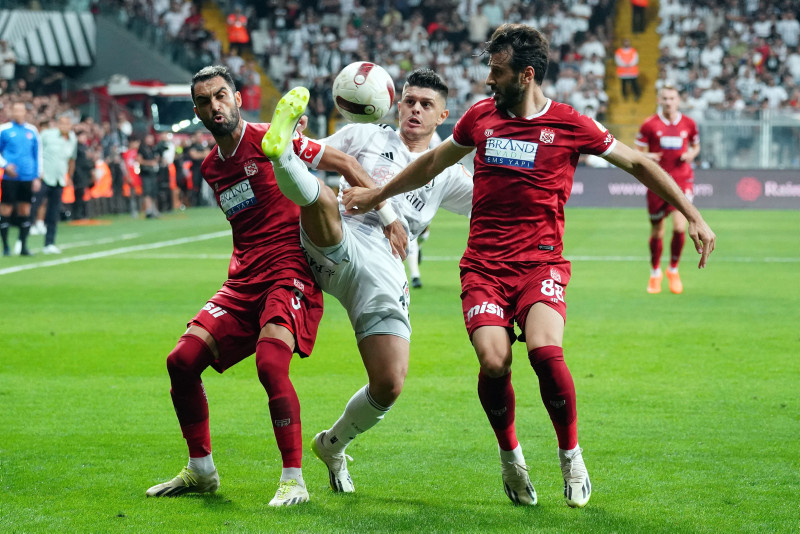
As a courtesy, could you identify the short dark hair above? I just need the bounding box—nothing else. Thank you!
[484,24,550,85]
[405,68,449,103]
[191,65,237,103]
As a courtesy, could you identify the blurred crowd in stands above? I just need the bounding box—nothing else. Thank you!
[656,0,800,119]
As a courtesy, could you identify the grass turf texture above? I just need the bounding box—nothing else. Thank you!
[1,206,798,533]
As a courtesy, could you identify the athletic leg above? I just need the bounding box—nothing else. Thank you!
[472,325,536,505]
[146,326,220,497]
[524,303,590,508]
[648,217,665,293]
[667,211,686,294]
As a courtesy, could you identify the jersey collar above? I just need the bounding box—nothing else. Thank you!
[658,111,682,126]
[506,99,552,120]
[216,121,248,161]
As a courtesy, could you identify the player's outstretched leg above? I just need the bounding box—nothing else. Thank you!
[311,431,355,493]
[559,446,591,508]
[262,87,320,207]
[500,445,537,506]
[146,467,220,497]
[262,86,309,159]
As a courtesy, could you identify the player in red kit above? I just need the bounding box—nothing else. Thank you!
[635,85,700,294]
[145,66,366,507]
[344,24,716,508]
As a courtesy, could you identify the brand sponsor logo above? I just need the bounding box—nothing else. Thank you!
[380,151,394,161]
[293,278,305,292]
[404,191,426,212]
[219,179,257,217]
[244,160,258,176]
[484,137,538,169]
[540,128,555,143]
[659,135,684,150]
[484,128,493,137]
[736,177,762,201]
[274,418,291,427]
[549,399,566,408]
[765,181,800,197]
[466,301,505,322]
[202,302,227,318]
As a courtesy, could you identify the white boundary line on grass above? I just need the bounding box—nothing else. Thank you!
[126,253,800,263]
[0,231,230,276]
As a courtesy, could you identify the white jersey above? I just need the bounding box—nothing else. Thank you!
[310,123,473,240]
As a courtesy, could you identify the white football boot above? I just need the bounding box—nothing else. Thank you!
[501,459,537,506]
[268,478,310,507]
[559,447,591,507]
[146,467,219,497]
[311,431,355,493]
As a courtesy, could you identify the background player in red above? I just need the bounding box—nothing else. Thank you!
[145,66,371,507]
[344,23,716,508]
[635,85,700,294]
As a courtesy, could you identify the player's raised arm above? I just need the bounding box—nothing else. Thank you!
[342,138,472,212]
[604,141,716,268]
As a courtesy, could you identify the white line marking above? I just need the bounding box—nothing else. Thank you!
[0,231,230,276]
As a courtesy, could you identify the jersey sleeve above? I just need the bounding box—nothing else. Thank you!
[452,105,479,148]
[634,119,651,148]
[574,113,616,157]
[439,164,473,216]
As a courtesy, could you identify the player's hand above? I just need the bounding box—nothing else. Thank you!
[647,152,662,162]
[384,220,408,260]
[342,186,381,214]
[32,177,42,193]
[296,115,308,133]
[4,163,17,178]
[679,152,694,162]
[688,218,716,268]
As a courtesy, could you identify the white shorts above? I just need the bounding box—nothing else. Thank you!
[300,216,411,343]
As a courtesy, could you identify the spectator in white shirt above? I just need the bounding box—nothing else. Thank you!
[776,11,800,47]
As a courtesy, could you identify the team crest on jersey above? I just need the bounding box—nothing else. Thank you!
[540,128,555,144]
[484,128,493,137]
[550,267,562,283]
[244,160,258,176]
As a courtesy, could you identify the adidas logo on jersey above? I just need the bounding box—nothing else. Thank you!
[380,151,394,161]
[466,301,505,322]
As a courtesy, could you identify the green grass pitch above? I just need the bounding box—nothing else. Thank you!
[1,206,798,533]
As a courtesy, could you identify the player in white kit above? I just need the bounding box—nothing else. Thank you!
[261,69,472,493]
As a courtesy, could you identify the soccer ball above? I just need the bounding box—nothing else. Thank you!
[332,61,395,123]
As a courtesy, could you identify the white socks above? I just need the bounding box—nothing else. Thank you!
[407,238,420,278]
[271,150,321,207]
[324,385,391,453]
[499,443,526,465]
[188,453,215,475]
[281,467,304,483]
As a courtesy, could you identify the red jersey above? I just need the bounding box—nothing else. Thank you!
[452,98,615,262]
[635,112,698,183]
[201,121,307,282]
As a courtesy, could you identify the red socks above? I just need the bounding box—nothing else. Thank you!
[256,338,302,468]
[670,231,685,269]
[649,236,663,270]
[477,370,519,451]
[166,334,215,457]
[528,346,578,450]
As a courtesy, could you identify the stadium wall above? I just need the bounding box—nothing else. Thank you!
[570,168,800,210]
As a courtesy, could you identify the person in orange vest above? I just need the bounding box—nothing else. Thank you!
[226,6,250,51]
[615,38,641,101]
[632,0,648,33]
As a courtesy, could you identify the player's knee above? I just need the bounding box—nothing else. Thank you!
[166,334,213,379]
[369,373,405,405]
[478,354,511,378]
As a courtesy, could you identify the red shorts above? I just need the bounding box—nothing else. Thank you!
[647,181,694,223]
[189,270,323,373]
[459,256,571,340]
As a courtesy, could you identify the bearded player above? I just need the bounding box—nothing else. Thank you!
[145,65,384,507]
[344,24,716,507]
